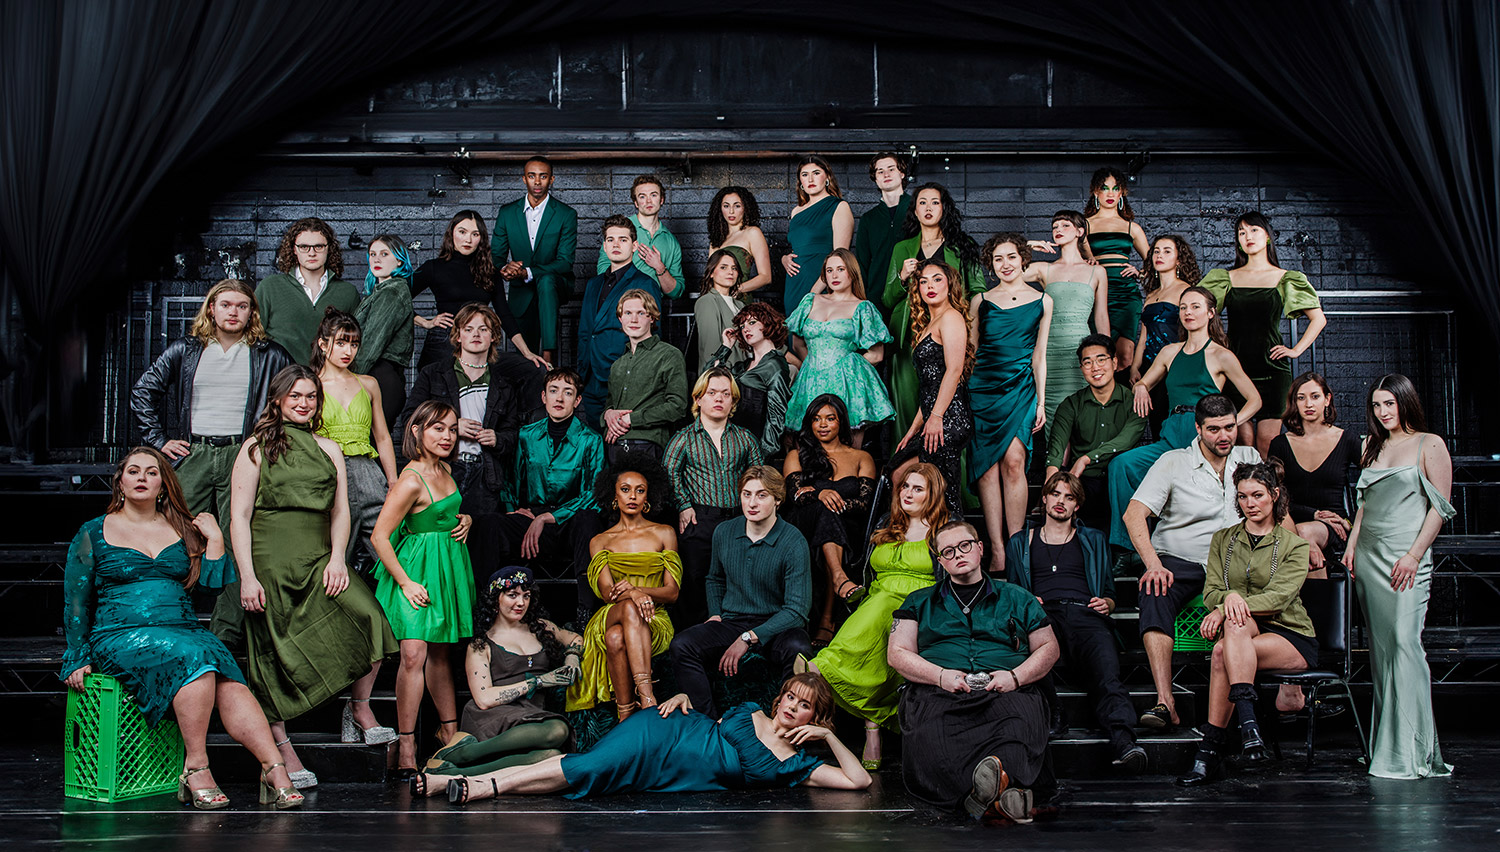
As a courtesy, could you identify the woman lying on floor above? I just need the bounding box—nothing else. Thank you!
[413,673,871,802]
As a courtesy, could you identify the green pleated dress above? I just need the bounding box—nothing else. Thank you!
[244,423,399,723]
[375,470,476,643]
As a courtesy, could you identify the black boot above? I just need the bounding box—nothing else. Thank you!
[1228,683,1268,765]
[1176,724,1226,787]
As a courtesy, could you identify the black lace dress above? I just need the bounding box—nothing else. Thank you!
[905,335,972,517]
[785,473,876,557]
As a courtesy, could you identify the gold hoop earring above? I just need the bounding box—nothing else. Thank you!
[643,501,651,514]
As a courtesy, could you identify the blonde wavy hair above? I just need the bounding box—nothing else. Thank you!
[906,260,975,380]
[190,279,268,346]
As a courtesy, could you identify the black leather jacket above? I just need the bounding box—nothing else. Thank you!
[400,359,521,492]
[129,336,294,449]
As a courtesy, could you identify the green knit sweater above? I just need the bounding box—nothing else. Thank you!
[255,272,361,366]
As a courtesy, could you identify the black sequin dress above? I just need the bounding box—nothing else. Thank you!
[912,335,972,517]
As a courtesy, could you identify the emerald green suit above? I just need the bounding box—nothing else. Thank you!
[491,196,579,352]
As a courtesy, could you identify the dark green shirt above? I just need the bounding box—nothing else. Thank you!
[707,516,811,640]
[664,420,764,509]
[855,194,911,300]
[255,272,361,366]
[507,416,606,524]
[894,578,1050,672]
[1045,382,1145,477]
[605,335,688,449]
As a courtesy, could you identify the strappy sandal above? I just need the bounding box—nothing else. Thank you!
[393,729,419,783]
[447,776,498,805]
[177,765,229,810]
[812,626,836,647]
[836,579,866,606]
[632,673,659,708]
[434,718,459,744]
[259,762,305,809]
[616,700,639,721]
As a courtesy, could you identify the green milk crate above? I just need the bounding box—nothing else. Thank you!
[64,673,185,802]
[1173,594,1215,651]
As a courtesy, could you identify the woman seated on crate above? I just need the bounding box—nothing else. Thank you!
[1177,460,1318,787]
[60,447,302,810]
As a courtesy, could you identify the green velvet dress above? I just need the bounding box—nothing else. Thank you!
[60,517,243,724]
[1352,462,1456,779]
[375,470,476,643]
[1198,268,1321,422]
[244,423,399,722]
[812,539,936,729]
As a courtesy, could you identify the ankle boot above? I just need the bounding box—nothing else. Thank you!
[1176,724,1226,787]
[1228,683,1268,764]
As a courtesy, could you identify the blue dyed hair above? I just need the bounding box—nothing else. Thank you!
[364,233,414,294]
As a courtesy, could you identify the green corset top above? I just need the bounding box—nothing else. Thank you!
[405,489,461,535]
[319,388,377,457]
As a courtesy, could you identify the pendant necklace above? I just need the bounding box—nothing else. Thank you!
[950,578,984,614]
[1040,529,1073,573]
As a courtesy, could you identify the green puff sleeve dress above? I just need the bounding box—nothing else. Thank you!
[244,423,399,723]
[784,293,896,431]
[1352,457,1456,779]
[60,516,244,724]
[1198,268,1320,420]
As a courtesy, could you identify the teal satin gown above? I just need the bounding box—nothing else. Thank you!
[60,516,244,724]
[968,297,1043,481]
[784,196,840,313]
[1352,463,1456,779]
[558,702,822,797]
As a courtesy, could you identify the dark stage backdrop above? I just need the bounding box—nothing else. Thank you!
[0,0,1494,456]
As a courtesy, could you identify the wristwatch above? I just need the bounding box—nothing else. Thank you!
[739,631,757,645]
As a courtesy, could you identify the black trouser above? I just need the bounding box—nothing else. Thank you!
[1044,601,1137,752]
[1077,474,1111,536]
[368,359,406,434]
[487,507,605,621]
[675,505,738,628]
[669,617,812,719]
[606,439,661,464]
[1138,554,1205,637]
[451,454,500,516]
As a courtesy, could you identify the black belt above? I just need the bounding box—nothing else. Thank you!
[190,434,243,447]
[1170,405,1195,415]
[1047,598,1093,607]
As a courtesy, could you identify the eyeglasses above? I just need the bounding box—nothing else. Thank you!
[938,539,979,560]
[295,243,328,253]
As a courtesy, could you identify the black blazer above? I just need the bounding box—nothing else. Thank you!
[400,359,522,492]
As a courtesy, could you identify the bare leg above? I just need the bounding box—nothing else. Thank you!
[215,679,294,788]
[1236,421,1256,448]
[434,754,572,801]
[863,721,881,766]
[426,645,459,743]
[602,611,633,710]
[350,661,383,729]
[1206,640,1234,728]
[999,439,1029,540]
[171,673,220,791]
[851,428,865,450]
[1114,337,1135,375]
[1254,420,1279,461]
[1142,630,1180,724]
[891,455,918,488]
[975,463,1006,574]
[618,602,657,706]
[396,639,430,769]
[271,722,307,774]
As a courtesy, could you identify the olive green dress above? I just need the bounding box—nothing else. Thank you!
[1352,459,1456,779]
[566,550,684,712]
[245,423,399,722]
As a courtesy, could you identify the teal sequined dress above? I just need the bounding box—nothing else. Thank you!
[60,516,244,724]
[558,702,823,797]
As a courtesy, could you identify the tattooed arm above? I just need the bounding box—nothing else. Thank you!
[466,642,539,710]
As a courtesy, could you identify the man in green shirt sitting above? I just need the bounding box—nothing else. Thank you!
[602,289,688,462]
[497,368,608,619]
[594,175,684,299]
[889,520,1060,823]
[255,217,361,365]
[1045,334,1146,532]
[668,466,812,719]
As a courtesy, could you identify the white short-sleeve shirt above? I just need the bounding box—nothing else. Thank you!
[1131,439,1262,565]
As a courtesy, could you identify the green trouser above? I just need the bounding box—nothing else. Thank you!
[510,272,572,352]
[176,441,246,649]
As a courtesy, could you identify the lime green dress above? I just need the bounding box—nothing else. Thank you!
[245,423,399,723]
[318,386,386,568]
[567,550,684,711]
[375,470,476,643]
[812,539,936,729]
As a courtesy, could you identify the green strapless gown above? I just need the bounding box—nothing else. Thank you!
[375,470,476,643]
[244,423,399,722]
[1352,463,1456,779]
[812,540,935,729]
[969,297,1043,480]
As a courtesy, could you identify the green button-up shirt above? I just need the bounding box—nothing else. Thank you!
[1045,382,1146,477]
[605,335,689,449]
[507,416,606,524]
[664,419,763,509]
[894,578,1050,672]
[1203,523,1315,638]
[596,214,685,298]
[707,516,811,640]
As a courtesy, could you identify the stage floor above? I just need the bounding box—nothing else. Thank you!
[10,737,1493,851]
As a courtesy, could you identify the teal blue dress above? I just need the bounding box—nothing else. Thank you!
[61,516,244,724]
[969,297,1043,481]
[784,196,841,313]
[559,702,823,798]
[785,294,896,430]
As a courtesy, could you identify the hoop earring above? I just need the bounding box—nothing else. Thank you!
[643,501,651,514]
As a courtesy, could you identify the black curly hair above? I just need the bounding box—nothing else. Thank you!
[470,578,567,663]
[592,450,676,522]
[794,394,853,482]
[900,182,982,284]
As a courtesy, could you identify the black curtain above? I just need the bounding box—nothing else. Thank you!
[1,0,1495,456]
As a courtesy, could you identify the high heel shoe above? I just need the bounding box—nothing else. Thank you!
[393,730,419,783]
[616,700,639,721]
[860,722,882,771]
[258,762,305,809]
[632,673,658,708]
[342,699,397,746]
[274,737,317,789]
[447,776,498,805]
[177,766,230,810]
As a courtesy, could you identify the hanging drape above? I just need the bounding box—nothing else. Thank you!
[1,0,1494,455]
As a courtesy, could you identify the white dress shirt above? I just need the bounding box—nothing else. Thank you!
[521,195,549,283]
[1131,439,1262,565]
[293,266,329,303]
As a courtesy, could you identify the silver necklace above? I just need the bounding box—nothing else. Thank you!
[950,578,985,614]
[1039,528,1075,573]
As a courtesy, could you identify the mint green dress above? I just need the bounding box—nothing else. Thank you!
[785,293,895,430]
[1352,460,1456,779]
[245,423,399,722]
[376,470,476,643]
[1043,280,1096,426]
[812,539,936,729]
